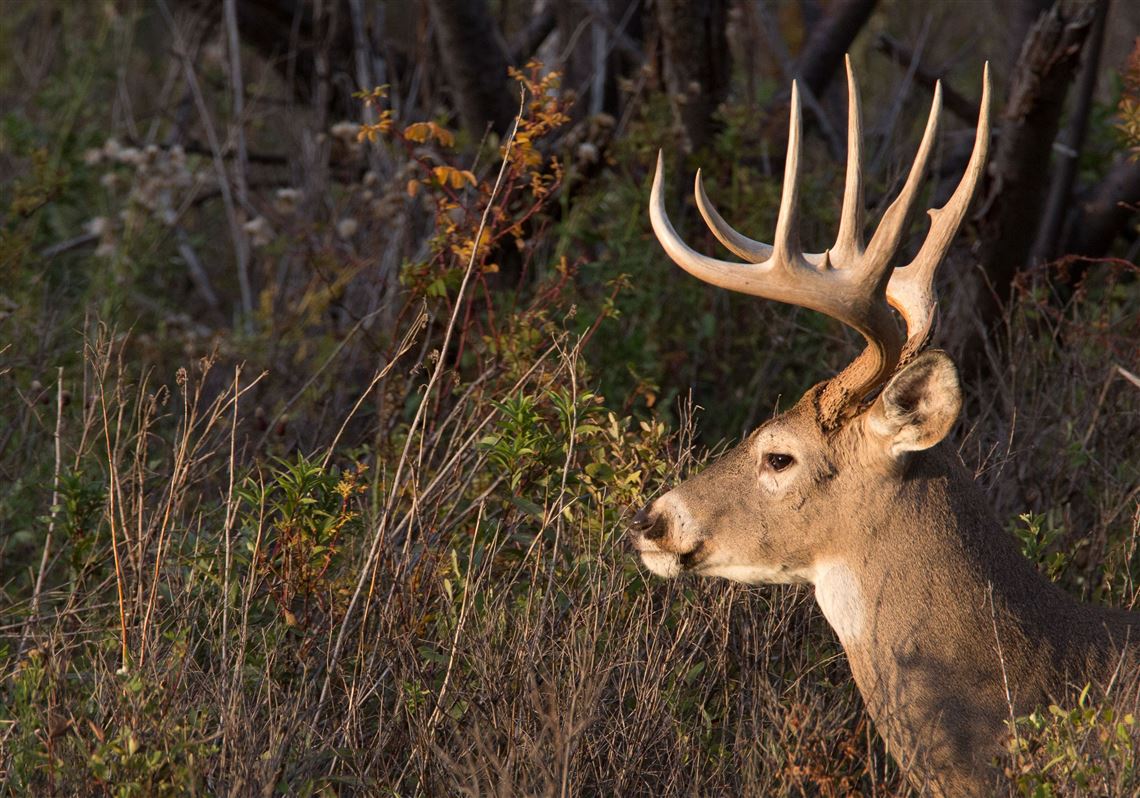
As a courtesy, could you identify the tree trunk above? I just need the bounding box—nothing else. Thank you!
[174,0,359,116]
[655,0,729,153]
[427,0,517,138]
[969,0,1097,336]
[796,0,878,98]
[1031,0,1109,264]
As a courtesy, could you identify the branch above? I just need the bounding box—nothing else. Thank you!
[158,0,255,325]
[656,0,730,153]
[874,33,980,124]
[1063,156,1140,258]
[753,0,843,160]
[170,0,357,114]
[427,0,516,137]
[223,0,254,326]
[314,87,529,737]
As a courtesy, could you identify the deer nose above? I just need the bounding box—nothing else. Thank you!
[630,502,666,540]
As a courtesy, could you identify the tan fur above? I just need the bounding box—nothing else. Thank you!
[630,352,1138,796]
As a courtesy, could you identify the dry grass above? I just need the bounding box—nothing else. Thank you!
[0,323,907,796]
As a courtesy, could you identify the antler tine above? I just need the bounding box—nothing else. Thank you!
[695,63,868,270]
[650,150,897,333]
[863,78,943,276]
[649,153,762,294]
[650,75,904,424]
[694,169,773,262]
[650,152,828,310]
[773,82,803,265]
[888,63,992,360]
[832,55,865,264]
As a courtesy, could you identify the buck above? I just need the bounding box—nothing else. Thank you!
[630,59,1138,796]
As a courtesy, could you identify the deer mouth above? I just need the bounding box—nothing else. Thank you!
[634,541,708,579]
[630,532,705,564]
[679,543,708,570]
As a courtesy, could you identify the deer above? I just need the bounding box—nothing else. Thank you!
[629,57,1138,797]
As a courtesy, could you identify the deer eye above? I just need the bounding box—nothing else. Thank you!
[766,453,794,472]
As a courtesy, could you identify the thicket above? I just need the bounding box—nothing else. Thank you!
[0,2,1137,795]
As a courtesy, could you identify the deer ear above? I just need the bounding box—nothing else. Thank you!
[868,350,962,456]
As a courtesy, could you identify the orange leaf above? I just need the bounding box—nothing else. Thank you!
[431,122,456,148]
[404,122,432,143]
[432,165,453,186]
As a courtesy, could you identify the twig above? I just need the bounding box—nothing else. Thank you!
[312,86,529,733]
[796,0,877,97]
[94,346,131,675]
[221,366,241,671]
[347,0,374,119]
[256,306,387,452]
[752,0,843,160]
[1117,365,1140,391]
[157,0,252,325]
[40,233,98,259]
[223,0,253,330]
[989,582,1022,758]
[589,0,607,117]
[510,3,556,64]
[17,367,65,661]
[573,0,642,111]
[869,15,931,177]
[536,338,583,644]
[424,502,484,732]
[1031,0,1108,263]
[875,33,980,124]
[175,228,222,313]
[320,308,428,469]
[171,139,288,165]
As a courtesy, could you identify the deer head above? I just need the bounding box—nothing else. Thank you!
[630,61,1140,796]
[630,57,991,594]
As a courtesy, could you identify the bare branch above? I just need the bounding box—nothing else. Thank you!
[1063,156,1140,258]
[510,4,557,64]
[223,0,254,327]
[656,0,730,153]
[875,33,980,124]
[158,0,254,325]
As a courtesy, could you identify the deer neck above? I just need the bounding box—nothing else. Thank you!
[810,444,1100,792]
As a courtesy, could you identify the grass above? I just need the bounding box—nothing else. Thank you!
[0,318,900,796]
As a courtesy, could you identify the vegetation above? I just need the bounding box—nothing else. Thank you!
[0,1,1137,795]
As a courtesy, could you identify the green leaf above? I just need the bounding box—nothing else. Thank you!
[584,462,614,481]
[509,496,543,518]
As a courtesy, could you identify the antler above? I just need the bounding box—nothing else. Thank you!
[650,57,991,425]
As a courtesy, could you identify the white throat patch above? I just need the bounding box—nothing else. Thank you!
[812,560,865,645]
